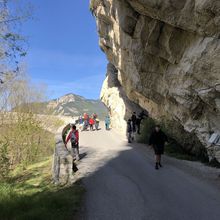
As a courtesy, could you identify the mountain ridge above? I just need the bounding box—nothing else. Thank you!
[44,93,108,119]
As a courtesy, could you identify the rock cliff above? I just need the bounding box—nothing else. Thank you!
[91,0,220,161]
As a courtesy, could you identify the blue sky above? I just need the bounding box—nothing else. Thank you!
[21,0,107,100]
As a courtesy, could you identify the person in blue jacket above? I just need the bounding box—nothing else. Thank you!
[105,116,110,130]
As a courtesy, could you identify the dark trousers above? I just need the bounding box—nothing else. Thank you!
[90,124,94,130]
[132,123,136,132]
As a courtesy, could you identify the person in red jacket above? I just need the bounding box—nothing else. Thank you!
[65,124,80,161]
[89,117,95,131]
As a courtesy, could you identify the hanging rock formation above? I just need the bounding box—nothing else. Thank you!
[91,0,220,161]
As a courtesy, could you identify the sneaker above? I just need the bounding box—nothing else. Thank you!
[159,162,162,167]
[155,163,159,170]
[72,165,78,173]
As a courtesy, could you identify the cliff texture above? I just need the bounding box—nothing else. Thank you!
[92,0,220,161]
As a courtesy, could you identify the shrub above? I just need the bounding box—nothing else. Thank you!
[137,116,209,163]
[0,113,55,180]
[0,142,10,180]
[137,117,155,144]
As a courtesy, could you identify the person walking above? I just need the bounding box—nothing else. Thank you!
[89,117,95,131]
[149,125,168,170]
[131,112,137,132]
[65,124,80,161]
[95,118,100,130]
[78,116,84,131]
[83,113,89,131]
[136,110,148,134]
[127,119,133,143]
[93,113,98,120]
[105,116,110,130]
[138,110,148,119]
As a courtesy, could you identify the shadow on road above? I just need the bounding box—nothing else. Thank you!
[77,141,220,220]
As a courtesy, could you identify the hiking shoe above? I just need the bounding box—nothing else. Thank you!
[72,166,78,173]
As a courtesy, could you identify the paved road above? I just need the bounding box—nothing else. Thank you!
[76,124,220,220]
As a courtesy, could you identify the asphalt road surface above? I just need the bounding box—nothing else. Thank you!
[76,124,220,220]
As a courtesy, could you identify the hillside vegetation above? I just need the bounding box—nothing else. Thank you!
[35,93,108,119]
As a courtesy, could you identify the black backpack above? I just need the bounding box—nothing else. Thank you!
[71,131,77,145]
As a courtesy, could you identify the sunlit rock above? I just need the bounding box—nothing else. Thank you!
[92,0,220,161]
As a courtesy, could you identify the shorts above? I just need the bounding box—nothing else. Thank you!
[71,143,79,149]
[153,145,164,155]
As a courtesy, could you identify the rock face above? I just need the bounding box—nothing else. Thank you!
[101,63,143,132]
[91,0,220,161]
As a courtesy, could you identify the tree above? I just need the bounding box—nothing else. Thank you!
[0,0,31,84]
[0,73,53,180]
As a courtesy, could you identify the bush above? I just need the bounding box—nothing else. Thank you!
[137,117,155,144]
[137,117,208,162]
[0,113,55,180]
[0,142,10,180]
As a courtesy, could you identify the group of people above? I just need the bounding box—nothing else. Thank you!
[64,113,111,173]
[65,110,168,172]
[126,111,168,170]
[127,111,148,143]
[78,113,100,131]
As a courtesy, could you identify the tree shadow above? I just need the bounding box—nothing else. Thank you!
[78,142,220,220]
[0,180,84,220]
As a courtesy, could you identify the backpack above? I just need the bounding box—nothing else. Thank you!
[71,131,77,145]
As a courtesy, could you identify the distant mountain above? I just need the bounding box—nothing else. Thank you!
[46,93,108,119]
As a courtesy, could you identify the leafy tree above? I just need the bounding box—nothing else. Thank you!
[0,74,54,180]
[0,0,31,84]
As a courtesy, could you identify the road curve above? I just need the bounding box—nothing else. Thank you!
[75,124,220,220]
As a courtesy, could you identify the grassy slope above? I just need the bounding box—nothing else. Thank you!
[0,157,85,220]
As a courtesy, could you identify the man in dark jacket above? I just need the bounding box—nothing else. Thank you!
[127,119,133,143]
[136,110,148,134]
[131,112,137,132]
[149,125,168,170]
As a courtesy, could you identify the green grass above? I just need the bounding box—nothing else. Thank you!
[0,158,85,220]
